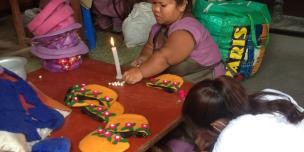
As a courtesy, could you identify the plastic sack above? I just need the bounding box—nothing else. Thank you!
[193,0,271,79]
[122,2,156,48]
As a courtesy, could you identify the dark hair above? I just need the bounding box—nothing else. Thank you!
[152,0,193,48]
[176,0,193,13]
[249,91,304,123]
[182,76,249,128]
[182,76,304,129]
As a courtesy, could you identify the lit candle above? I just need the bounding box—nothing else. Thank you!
[110,37,122,79]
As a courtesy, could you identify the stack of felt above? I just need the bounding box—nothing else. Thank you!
[27,0,88,72]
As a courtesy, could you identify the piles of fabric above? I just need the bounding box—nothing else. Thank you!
[0,67,72,151]
[27,0,88,72]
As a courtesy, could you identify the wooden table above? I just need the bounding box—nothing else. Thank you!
[27,59,192,152]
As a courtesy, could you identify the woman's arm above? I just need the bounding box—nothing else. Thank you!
[139,30,195,77]
[123,30,195,84]
[130,32,154,67]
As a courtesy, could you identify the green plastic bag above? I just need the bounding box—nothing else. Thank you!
[193,0,271,79]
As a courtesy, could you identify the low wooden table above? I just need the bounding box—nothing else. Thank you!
[27,59,192,152]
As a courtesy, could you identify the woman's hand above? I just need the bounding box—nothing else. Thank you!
[123,67,143,84]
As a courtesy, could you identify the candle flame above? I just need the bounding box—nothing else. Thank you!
[110,37,115,47]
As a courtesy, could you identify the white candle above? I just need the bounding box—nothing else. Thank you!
[110,37,122,79]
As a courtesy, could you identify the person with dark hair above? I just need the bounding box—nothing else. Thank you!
[123,0,224,84]
[182,76,304,152]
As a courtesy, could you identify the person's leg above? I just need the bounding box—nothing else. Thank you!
[95,15,112,30]
[164,58,214,83]
[183,70,214,84]
[91,4,112,30]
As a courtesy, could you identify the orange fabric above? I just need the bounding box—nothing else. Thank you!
[1,73,17,82]
[28,82,71,112]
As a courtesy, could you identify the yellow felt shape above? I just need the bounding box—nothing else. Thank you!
[79,114,151,152]
[106,114,151,137]
[79,129,130,152]
[146,74,184,93]
[108,102,124,115]
[64,84,118,107]
[82,101,125,123]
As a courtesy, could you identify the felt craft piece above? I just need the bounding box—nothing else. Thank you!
[79,114,151,152]
[79,128,130,152]
[31,23,89,60]
[81,101,125,123]
[32,137,71,152]
[105,114,151,138]
[33,4,74,35]
[27,0,66,32]
[43,55,83,72]
[0,68,64,141]
[64,84,118,107]
[146,74,184,93]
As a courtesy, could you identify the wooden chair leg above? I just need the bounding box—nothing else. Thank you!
[70,0,85,40]
[9,0,27,48]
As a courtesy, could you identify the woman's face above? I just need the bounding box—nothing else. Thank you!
[152,0,186,25]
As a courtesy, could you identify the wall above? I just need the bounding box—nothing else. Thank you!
[254,0,304,17]
[0,0,38,17]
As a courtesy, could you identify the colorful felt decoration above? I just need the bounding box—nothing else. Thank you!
[105,114,151,138]
[146,74,184,93]
[79,114,151,152]
[64,84,118,107]
[81,101,124,123]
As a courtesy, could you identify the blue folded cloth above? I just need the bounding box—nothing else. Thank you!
[32,138,71,152]
[0,68,64,141]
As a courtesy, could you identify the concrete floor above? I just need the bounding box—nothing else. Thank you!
[1,16,303,107]
[242,33,304,107]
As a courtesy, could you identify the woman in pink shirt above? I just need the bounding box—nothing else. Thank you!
[123,0,224,84]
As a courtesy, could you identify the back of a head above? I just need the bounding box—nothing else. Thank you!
[182,76,249,128]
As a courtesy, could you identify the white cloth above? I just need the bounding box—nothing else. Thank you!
[122,2,156,48]
[0,109,70,152]
[212,89,304,152]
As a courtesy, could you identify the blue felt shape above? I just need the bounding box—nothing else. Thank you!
[32,138,71,152]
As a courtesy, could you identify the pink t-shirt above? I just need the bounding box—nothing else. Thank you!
[151,17,225,77]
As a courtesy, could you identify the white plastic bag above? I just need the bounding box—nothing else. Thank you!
[122,2,156,48]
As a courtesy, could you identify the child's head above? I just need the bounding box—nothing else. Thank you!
[152,0,192,24]
[182,76,249,129]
